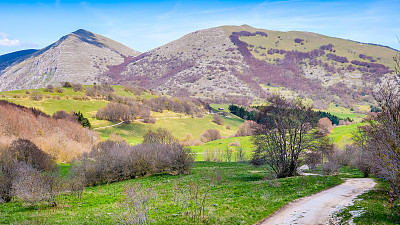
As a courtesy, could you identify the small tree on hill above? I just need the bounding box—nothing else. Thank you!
[74,111,91,128]
[30,90,43,101]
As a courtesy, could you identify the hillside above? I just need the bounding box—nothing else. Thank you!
[0,49,38,72]
[115,25,398,109]
[0,85,243,144]
[0,29,140,91]
[0,25,397,110]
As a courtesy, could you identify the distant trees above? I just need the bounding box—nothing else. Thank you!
[85,83,114,97]
[251,95,319,178]
[228,105,257,120]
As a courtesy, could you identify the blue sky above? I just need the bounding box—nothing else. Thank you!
[0,0,399,55]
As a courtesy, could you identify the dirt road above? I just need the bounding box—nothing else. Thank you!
[259,178,376,225]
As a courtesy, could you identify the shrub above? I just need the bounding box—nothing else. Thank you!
[0,145,15,202]
[62,82,72,88]
[143,128,179,145]
[30,90,44,101]
[53,110,78,122]
[322,161,340,175]
[200,129,221,143]
[96,102,132,122]
[44,85,54,92]
[85,83,114,97]
[72,95,90,101]
[235,120,258,137]
[72,138,194,186]
[9,139,56,171]
[55,87,65,93]
[0,100,100,162]
[72,83,85,92]
[305,151,322,171]
[11,163,62,206]
[317,117,333,136]
[212,114,224,125]
[119,184,157,224]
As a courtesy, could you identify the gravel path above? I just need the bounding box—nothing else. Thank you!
[258,178,376,225]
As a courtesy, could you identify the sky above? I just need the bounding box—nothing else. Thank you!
[0,0,399,55]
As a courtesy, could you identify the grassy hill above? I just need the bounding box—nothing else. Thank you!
[0,85,244,145]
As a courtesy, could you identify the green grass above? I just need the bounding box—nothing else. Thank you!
[334,179,400,224]
[191,136,253,161]
[0,162,343,224]
[5,98,108,119]
[96,114,244,144]
[210,104,231,113]
[330,123,364,148]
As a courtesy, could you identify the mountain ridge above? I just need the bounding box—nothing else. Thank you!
[0,29,140,91]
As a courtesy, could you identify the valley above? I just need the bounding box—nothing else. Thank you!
[0,23,399,225]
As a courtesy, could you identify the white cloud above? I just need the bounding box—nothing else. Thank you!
[0,33,21,47]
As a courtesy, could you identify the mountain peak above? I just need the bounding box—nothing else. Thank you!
[70,29,105,48]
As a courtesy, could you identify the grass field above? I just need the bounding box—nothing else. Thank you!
[330,123,365,148]
[0,162,343,225]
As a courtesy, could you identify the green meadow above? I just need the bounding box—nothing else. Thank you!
[0,162,343,225]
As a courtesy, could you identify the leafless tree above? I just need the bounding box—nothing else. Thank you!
[363,52,400,202]
[251,95,319,178]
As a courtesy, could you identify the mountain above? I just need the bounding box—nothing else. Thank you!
[0,29,140,91]
[113,25,398,109]
[0,49,38,72]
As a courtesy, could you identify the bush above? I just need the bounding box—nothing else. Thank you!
[143,128,179,145]
[200,129,221,143]
[317,117,333,136]
[212,114,224,125]
[11,163,62,206]
[9,139,56,171]
[0,142,62,205]
[44,85,54,92]
[72,137,194,186]
[0,146,15,202]
[30,90,44,101]
[62,82,72,88]
[72,83,85,92]
[55,87,65,93]
[53,110,78,122]
[235,120,258,137]
[305,151,322,171]
[322,161,340,175]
